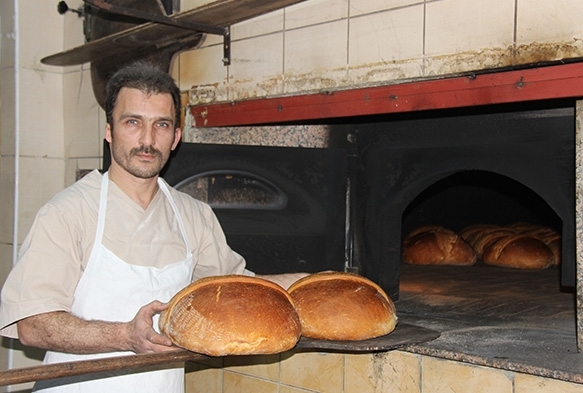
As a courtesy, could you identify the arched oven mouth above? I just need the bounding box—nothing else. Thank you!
[343,99,575,300]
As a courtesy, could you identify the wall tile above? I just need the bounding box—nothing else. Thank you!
[61,0,86,51]
[228,33,284,100]
[0,244,14,391]
[279,386,320,393]
[232,10,284,40]
[223,371,279,393]
[17,156,65,242]
[284,19,347,73]
[65,157,101,186]
[349,5,424,64]
[515,0,583,64]
[421,357,512,393]
[279,351,344,393]
[223,354,280,381]
[17,0,75,69]
[180,0,220,10]
[517,0,583,44]
[350,0,422,17]
[0,157,15,246]
[0,0,15,70]
[345,351,421,393]
[514,373,583,393]
[63,68,102,159]
[284,20,348,94]
[0,67,16,156]
[18,68,64,158]
[185,361,224,393]
[178,45,228,92]
[425,0,515,57]
[285,0,348,30]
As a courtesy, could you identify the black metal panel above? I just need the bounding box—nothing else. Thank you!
[160,143,348,275]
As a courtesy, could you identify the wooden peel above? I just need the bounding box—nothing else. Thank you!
[0,323,439,387]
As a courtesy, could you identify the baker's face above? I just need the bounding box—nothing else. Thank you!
[105,87,181,179]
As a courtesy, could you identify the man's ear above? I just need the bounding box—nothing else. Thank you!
[105,123,113,143]
[171,128,182,151]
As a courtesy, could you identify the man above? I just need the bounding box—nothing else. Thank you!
[0,61,306,392]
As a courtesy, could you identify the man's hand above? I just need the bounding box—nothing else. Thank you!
[123,300,177,353]
[17,301,177,355]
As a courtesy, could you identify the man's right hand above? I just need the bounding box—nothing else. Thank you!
[17,302,177,355]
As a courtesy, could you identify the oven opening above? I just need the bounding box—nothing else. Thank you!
[397,170,574,343]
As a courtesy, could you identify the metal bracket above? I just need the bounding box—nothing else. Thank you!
[83,0,231,66]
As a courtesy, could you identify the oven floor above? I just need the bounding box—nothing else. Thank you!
[394,263,583,383]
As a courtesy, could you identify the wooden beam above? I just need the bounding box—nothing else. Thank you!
[190,62,583,127]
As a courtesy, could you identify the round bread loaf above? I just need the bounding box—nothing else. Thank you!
[159,275,301,356]
[402,226,477,266]
[287,272,397,341]
[482,235,554,269]
[506,223,561,266]
[459,224,500,245]
[466,227,515,258]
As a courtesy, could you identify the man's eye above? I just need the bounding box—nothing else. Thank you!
[127,119,139,125]
[157,122,171,128]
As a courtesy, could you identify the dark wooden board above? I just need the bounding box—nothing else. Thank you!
[296,323,440,352]
[0,323,438,387]
[41,0,308,66]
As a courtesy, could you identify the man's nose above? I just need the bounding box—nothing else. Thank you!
[139,124,156,146]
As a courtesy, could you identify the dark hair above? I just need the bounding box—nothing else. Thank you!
[105,61,181,127]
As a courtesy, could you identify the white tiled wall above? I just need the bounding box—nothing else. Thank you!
[182,0,583,107]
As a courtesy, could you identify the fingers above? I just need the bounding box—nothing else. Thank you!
[129,300,175,353]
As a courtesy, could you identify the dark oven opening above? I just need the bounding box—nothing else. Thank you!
[345,98,575,300]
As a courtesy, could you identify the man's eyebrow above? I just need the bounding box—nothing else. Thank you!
[119,113,174,124]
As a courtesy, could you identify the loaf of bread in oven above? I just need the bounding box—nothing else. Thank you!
[287,272,397,341]
[506,223,561,266]
[159,275,301,356]
[402,226,477,266]
[460,224,515,258]
[482,234,555,269]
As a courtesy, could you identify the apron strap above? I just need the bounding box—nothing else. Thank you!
[158,179,192,257]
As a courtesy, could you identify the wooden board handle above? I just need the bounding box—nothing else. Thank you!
[0,350,207,387]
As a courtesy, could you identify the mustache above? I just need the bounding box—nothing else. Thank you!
[131,145,162,158]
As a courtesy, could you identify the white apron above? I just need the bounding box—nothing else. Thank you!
[34,172,195,392]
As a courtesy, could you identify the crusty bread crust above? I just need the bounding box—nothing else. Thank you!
[402,226,477,266]
[288,272,397,341]
[160,275,301,356]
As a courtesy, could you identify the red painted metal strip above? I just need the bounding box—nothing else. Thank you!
[190,62,583,127]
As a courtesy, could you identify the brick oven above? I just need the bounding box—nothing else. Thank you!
[186,62,583,382]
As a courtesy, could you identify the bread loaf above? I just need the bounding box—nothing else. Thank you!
[507,223,561,266]
[159,275,301,356]
[460,225,515,258]
[482,234,554,269]
[287,272,397,341]
[402,226,477,266]
[459,224,500,246]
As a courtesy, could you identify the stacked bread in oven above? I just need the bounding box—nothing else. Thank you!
[403,223,560,269]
